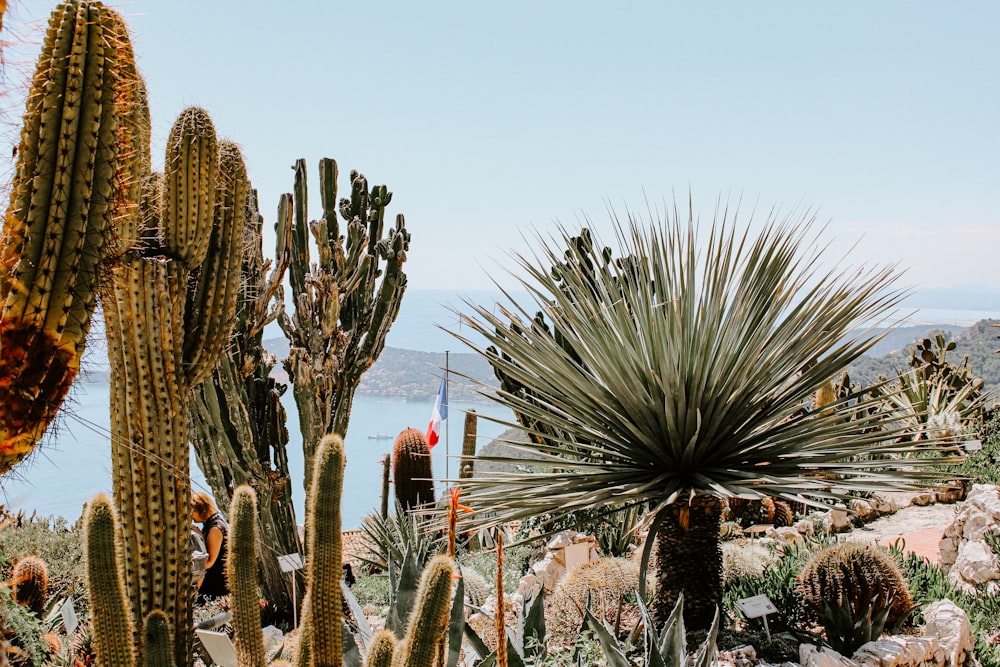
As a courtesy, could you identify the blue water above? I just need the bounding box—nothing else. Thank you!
[0,381,512,530]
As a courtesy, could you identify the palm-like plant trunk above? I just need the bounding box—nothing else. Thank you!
[652,495,724,632]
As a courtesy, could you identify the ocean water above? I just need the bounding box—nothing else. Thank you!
[0,381,513,530]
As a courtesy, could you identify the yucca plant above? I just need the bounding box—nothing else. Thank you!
[450,206,965,632]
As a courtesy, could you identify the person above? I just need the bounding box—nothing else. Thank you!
[191,490,229,599]
[191,524,208,593]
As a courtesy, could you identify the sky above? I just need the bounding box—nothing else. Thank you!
[1,1,998,292]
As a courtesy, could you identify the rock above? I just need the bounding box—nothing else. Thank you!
[911,491,935,506]
[530,552,565,593]
[939,485,1000,591]
[800,643,856,667]
[922,599,974,667]
[934,484,965,504]
[516,573,540,600]
[772,526,804,546]
[719,644,757,667]
[872,494,900,515]
[849,499,878,523]
[546,531,574,551]
[853,635,941,667]
[794,519,815,536]
[824,505,851,533]
[952,540,999,585]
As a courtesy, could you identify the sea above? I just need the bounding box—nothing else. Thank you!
[2,288,999,529]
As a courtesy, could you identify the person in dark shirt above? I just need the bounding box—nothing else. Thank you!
[191,490,229,599]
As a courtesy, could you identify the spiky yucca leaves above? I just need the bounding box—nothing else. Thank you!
[277,159,409,498]
[10,555,47,616]
[228,485,265,667]
[450,208,965,631]
[103,110,245,664]
[83,494,135,667]
[0,0,144,474]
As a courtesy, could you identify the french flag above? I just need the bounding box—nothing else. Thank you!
[426,379,448,448]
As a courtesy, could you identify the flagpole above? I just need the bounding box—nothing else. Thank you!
[445,349,450,487]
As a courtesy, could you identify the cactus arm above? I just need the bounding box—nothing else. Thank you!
[365,629,397,667]
[288,160,309,300]
[229,485,266,667]
[306,434,346,666]
[318,157,340,244]
[162,107,216,265]
[84,494,136,667]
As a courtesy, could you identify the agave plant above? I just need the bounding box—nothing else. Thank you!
[449,206,964,631]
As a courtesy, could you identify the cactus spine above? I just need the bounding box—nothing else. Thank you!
[228,485,265,667]
[10,555,47,616]
[104,111,245,664]
[391,554,456,667]
[302,434,346,666]
[392,428,434,512]
[365,629,397,667]
[459,410,477,479]
[0,0,142,474]
[143,611,173,667]
[84,493,136,667]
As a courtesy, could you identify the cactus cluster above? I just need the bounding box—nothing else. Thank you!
[547,557,641,649]
[392,428,435,512]
[798,541,913,632]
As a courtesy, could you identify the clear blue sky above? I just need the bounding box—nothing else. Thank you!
[3,1,998,291]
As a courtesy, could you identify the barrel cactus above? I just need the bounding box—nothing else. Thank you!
[393,427,435,512]
[0,0,145,474]
[547,557,642,649]
[11,555,48,616]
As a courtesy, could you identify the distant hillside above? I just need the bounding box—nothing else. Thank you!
[847,319,1000,394]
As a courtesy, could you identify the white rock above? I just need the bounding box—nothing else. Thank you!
[774,526,804,546]
[953,539,999,585]
[849,499,877,522]
[872,495,899,515]
[922,599,974,667]
[800,643,856,667]
[546,531,574,550]
[529,552,565,593]
[827,505,851,532]
[911,491,935,506]
[794,519,815,536]
[853,635,941,667]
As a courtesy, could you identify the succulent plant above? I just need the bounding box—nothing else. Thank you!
[547,557,642,649]
[83,493,135,667]
[10,555,47,616]
[392,428,435,512]
[460,410,478,479]
[391,554,455,667]
[228,485,265,667]
[142,611,172,667]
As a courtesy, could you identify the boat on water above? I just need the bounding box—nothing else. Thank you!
[368,433,392,440]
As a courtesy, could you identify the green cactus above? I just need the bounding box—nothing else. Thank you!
[83,493,136,667]
[228,485,265,667]
[390,554,455,667]
[143,611,173,667]
[0,0,144,474]
[392,428,434,512]
[798,541,913,633]
[302,434,346,667]
[104,112,246,664]
[460,567,491,609]
[364,630,397,667]
[459,410,477,479]
[277,158,410,499]
[381,453,392,519]
[10,555,47,616]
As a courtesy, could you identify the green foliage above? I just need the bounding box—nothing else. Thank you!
[358,501,441,573]
[0,515,85,619]
[350,573,392,612]
[934,409,1000,485]
[459,542,531,595]
[0,583,50,666]
[723,539,817,631]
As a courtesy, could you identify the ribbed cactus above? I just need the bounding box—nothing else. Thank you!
[103,110,246,664]
[365,629,397,667]
[228,485,265,667]
[0,0,143,474]
[83,494,136,667]
[300,434,346,667]
[277,158,410,498]
[798,541,913,629]
[392,428,434,512]
[381,453,392,519]
[143,611,173,667]
[391,554,455,667]
[10,555,47,616]
[459,410,477,479]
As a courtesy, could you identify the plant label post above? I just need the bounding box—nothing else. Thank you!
[736,594,778,641]
[61,597,78,636]
[964,439,982,451]
[278,552,305,627]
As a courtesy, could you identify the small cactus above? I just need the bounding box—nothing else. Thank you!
[391,554,455,667]
[459,410,477,479]
[142,611,172,667]
[11,555,47,616]
[798,541,913,630]
[460,567,491,609]
[364,629,397,667]
[228,485,265,667]
[83,494,135,667]
[392,428,434,512]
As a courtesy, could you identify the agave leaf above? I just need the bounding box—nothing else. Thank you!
[584,608,632,667]
[341,579,373,648]
[692,607,720,667]
[387,546,420,636]
[447,575,465,667]
[342,619,362,667]
[464,621,491,660]
[522,590,546,660]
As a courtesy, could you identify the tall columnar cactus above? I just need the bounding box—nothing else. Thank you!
[459,410,477,479]
[277,158,410,496]
[228,485,265,667]
[392,428,434,512]
[798,541,913,629]
[190,186,302,623]
[391,554,455,667]
[0,0,144,474]
[381,452,392,518]
[83,493,136,667]
[103,110,245,664]
[365,629,397,667]
[300,434,346,667]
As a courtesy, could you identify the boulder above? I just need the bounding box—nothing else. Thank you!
[938,484,1000,593]
[800,643,856,667]
[922,599,974,667]
[794,519,815,536]
[853,636,942,667]
[849,498,878,523]
[823,505,851,534]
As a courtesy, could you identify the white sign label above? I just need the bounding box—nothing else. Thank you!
[831,487,848,495]
[62,597,78,636]
[278,552,304,572]
[736,594,778,619]
[195,629,237,667]
[964,439,983,451]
